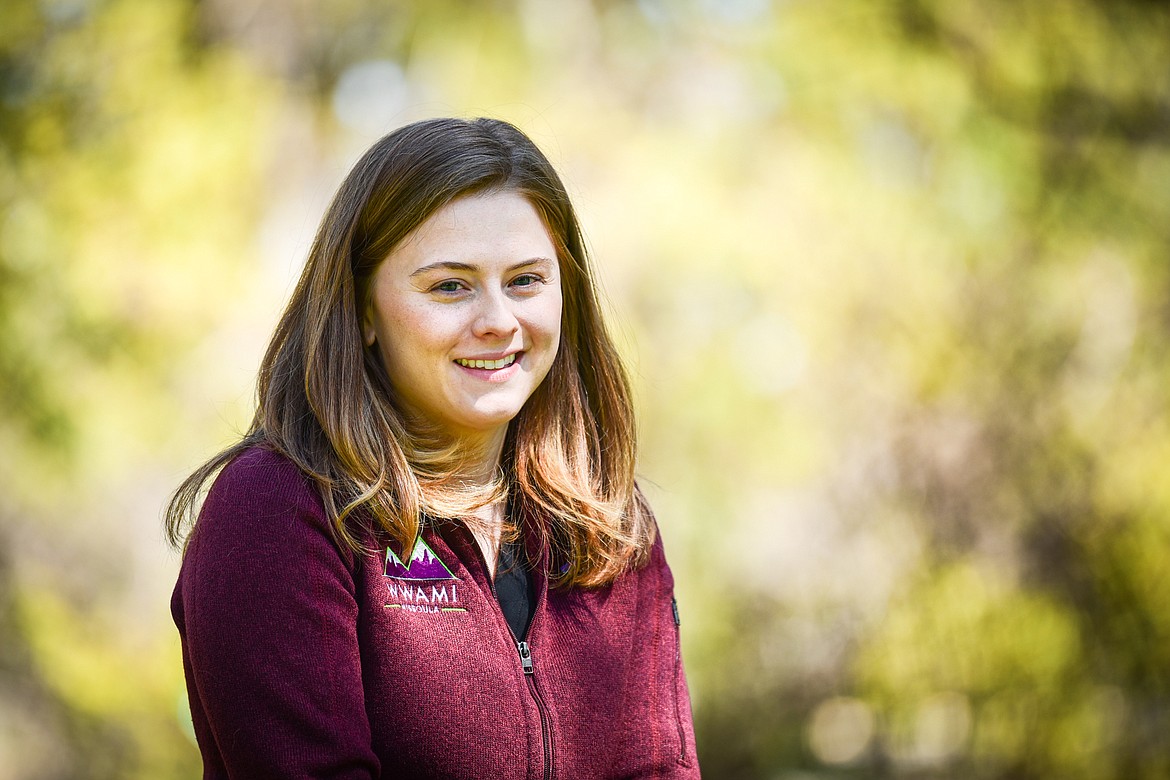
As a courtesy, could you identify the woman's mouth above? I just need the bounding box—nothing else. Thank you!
[454,353,517,370]
[453,352,523,383]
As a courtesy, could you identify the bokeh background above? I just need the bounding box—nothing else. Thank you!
[3,0,1169,777]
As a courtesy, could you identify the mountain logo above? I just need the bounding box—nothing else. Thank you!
[384,537,457,581]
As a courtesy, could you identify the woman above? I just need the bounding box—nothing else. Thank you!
[167,117,699,778]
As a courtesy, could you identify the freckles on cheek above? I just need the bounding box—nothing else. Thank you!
[392,306,448,351]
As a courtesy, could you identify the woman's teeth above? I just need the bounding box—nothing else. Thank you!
[456,354,516,370]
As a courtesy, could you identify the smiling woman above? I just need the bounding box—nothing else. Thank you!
[362,192,563,451]
[164,117,699,778]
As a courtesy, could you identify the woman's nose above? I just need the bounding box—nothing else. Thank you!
[472,288,520,338]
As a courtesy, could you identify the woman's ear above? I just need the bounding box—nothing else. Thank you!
[362,308,377,347]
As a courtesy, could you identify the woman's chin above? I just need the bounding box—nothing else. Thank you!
[457,394,532,428]
[444,409,523,441]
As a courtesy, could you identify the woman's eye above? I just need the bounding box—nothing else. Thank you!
[512,274,543,287]
[433,280,464,293]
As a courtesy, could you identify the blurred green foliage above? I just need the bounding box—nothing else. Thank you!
[2,0,1168,777]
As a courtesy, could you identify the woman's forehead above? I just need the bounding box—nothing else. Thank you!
[382,191,558,274]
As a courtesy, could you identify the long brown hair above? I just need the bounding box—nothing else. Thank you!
[165,117,654,587]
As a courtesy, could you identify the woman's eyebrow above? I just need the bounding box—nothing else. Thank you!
[409,261,475,277]
[409,257,555,277]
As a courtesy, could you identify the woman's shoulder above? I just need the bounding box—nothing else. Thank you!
[207,445,320,508]
[189,444,336,552]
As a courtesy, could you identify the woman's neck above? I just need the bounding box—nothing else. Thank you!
[452,426,507,488]
[453,427,508,577]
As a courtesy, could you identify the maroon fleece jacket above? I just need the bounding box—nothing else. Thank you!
[172,447,700,778]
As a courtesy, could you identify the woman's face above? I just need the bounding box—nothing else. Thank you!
[363,190,563,445]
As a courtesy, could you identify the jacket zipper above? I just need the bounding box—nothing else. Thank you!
[459,527,555,780]
[671,597,687,763]
[518,640,554,780]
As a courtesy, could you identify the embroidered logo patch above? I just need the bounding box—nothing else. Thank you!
[384,537,456,581]
[383,537,465,614]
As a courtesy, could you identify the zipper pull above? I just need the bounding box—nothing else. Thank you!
[672,597,681,626]
[517,641,535,675]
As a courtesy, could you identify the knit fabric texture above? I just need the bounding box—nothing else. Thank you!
[172,447,700,779]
